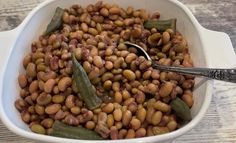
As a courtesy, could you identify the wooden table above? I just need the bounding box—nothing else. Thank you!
[0,0,236,142]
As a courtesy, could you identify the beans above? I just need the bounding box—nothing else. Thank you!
[159,82,173,97]
[146,108,155,123]
[41,118,54,129]
[45,104,61,115]
[105,61,113,70]
[112,82,120,92]
[167,120,177,131]
[35,104,45,115]
[88,28,98,36]
[182,93,194,107]
[154,101,170,112]
[125,53,137,63]
[100,8,109,17]
[123,70,136,81]
[109,7,120,15]
[58,77,72,92]
[152,126,169,135]
[18,74,27,88]
[37,93,52,105]
[44,79,56,93]
[136,107,146,123]
[30,124,46,134]
[102,103,114,113]
[126,129,135,139]
[113,108,122,121]
[106,114,114,128]
[26,63,36,77]
[122,110,132,127]
[114,92,122,103]
[135,128,146,137]
[110,126,118,140]
[52,94,65,103]
[85,121,95,130]
[151,111,163,125]
[93,56,103,68]
[162,32,171,45]
[29,80,38,94]
[102,72,113,82]
[65,95,75,109]
[21,110,30,123]
[130,118,141,130]
[146,83,158,95]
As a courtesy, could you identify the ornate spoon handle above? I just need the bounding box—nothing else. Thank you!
[152,63,236,83]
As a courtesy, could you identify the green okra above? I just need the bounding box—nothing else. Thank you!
[144,19,177,33]
[43,7,64,36]
[72,54,102,110]
[50,121,103,140]
[170,97,192,121]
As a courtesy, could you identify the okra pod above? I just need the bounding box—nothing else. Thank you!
[144,19,176,33]
[50,121,103,140]
[72,54,102,110]
[170,97,192,121]
[43,7,64,36]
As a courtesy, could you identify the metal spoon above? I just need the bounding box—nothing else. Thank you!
[124,41,236,83]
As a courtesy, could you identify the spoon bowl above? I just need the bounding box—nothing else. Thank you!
[124,41,236,83]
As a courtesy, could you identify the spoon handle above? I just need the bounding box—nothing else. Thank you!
[152,63,236,83]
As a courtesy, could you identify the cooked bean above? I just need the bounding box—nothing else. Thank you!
[105,61,113,70]
[85,121,96,130]
[152,126,169,135]
[154,101,170,112]
[123,70,136,81]
[109,7,120,15]
[112,82,120,92]
[182,93,194,107]
[30,124,46,134]
[122,110,132,126]
[167,120,177,131]
[136,107,146,123]
[29,80,38,94]
[110,126,118,140]
[125,53,137,63]
[135,128,146,138]
[146,108,155,124]
[65,95,75,109]
[151,111,163,125]
[18,74,28,88]
[113,108,123,121]
[58,77,72,92]
[21,110,30,123]
[44,79,56,93]
[118,129,127,139]
[93,56,103,68]
[102,103,114,113]
[126,129,135,139]
[41,118,54,129]
[159,82,173,97]
[115,121,123,130]
[130,118,141,130]
[26,63,36,77]
[35,104,45,115]
[52,94,65,103]
[70,106,80,115]
[107,114,114,128]
[45,104,61,115]
[102,72,113,82]
[100,7,109,17]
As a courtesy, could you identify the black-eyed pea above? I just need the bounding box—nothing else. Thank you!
[105,61,113,70]
[167,120,177,131]
[112,82,120,92]
[122,90,131,100]
[45,104,61,115]
[65,95,75,109]
[70,106,80,115]
[154,101,170,112]
[29,80,38,94]
[123,70,136,81]
[102,103,114,113]
[109,7,120,15]
[114,92,122,103]
[130,118,141,130]
[58,77,72,92]
[26,63,36,77]
[113,108,122,121]
[37,93,52,106]
[18,74,27,88]
[107,114,114,128]
[136,107,146,123]
[100,7,109,17]
[44,79,56,93]
[35,104,45,115]
[159,82,173,97]
[122,110,132,127]
[182,93,194,107]
[135,128,146,137]
[126,129,135,139]
[152,126,169,135]
[93,56,103,68]
[110,126,118,140]
[41,118,54,129]
[85,121,96,130]
[146,107,155,123]
[21,110,30,123]
[151,111,163,125]
[30,124,46,134]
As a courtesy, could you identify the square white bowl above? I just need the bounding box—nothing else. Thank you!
[0,0,235,143]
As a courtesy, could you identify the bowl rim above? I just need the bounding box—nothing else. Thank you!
[0,0,212,142]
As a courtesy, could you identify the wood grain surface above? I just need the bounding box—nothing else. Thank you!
[0,0,236,143]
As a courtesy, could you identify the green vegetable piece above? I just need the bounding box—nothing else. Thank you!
[50,121,103,140]
[43,7,64,36]
[170,97,192,121]
[144,19,176,33]
[72,54,102,110]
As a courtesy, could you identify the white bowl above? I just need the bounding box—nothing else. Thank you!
[0,0,235,143]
